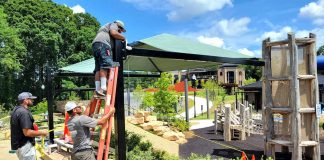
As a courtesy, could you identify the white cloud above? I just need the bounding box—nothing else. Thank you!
[238,48,255,57]
[257,26,324,49]
[217,17,251,36]
[197,36,224,48]
[257,26,292,41]
[122,0,232,21]
[70,5,85,14]
[299,0,324,25]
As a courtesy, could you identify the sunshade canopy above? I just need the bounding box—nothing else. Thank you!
[60,34,263,73]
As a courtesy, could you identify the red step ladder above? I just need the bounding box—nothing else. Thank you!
[63,63,119,160]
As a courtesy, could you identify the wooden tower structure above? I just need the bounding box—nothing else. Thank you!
[262,32,320,159]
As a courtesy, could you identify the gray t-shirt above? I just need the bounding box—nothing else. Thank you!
[92,23,119,49]
[67,115,97,153]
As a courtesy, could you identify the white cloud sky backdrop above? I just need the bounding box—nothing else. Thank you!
[56,0,324,58]
[70,4,85,14]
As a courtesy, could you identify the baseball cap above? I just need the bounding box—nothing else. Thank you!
[115,20,126,32]
[18,92,37,101]
[65,101,77,111]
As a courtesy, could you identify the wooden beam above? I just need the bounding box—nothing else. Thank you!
[288,32,302,160]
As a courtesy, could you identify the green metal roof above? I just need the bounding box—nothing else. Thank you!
[136,33,251,58]
[60,34,258,73]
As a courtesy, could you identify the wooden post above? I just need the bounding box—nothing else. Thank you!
[246,101,251,137]
[224,104,231,141]
[240,103,246,140]
[288,33,302,160]
[214,109,218,134]
[309,33,320,160]
[262,38,274,157]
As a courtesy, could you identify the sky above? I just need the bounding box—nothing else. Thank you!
[53,0,324,58]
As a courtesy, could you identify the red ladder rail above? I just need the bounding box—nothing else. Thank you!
[104,66,118,159]
[97,66,118,160]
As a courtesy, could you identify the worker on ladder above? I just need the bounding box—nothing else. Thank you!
[92,20,126,97]
[65,101,115,160]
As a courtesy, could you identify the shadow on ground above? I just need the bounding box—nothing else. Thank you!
[180,126,324,159]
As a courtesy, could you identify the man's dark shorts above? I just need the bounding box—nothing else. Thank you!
[92,42,113,73]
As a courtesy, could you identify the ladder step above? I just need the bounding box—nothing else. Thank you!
[94,95,106,99]
[297,75,316,80]
[268,139,292,146]
[268,77,290,81]
[300,141,318,147]
[299,108,315,113]
[271,107,292,114]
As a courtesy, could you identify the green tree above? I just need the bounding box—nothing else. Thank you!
[0,7,26,108]
[1,0,100,107]
[153,72,177,117]
[141,91,155,110]
[243,78,256,85]
[240,65,262,80]
[317,45,324,55]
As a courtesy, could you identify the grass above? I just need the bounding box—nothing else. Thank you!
[177,99,194,113]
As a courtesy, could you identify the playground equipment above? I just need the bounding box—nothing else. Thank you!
[214,101,262,141]
[262,33,320,159]
[58,63,119,160]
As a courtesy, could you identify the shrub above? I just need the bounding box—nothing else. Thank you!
[170,118,190,132]
[30,100,48,114]
[186,153,211,160]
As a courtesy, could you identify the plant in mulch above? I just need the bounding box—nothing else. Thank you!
[101,131,178,160]
[169,117,190,132]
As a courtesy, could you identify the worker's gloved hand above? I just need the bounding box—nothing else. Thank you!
[109,108,115,116]
[33,123,39,131]
[125,39,132,50]
[39,130,48,137]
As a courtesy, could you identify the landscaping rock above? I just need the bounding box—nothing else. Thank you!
[144,115,157,122]
[143,111,151,117]
[176,132,185,139]
[141,121,164,131]
[140,123,153,131]
[134,111,145,118]
[175,138,188,144]
[153,125,169,132]
[129,117,144,124]
[162,131,179,141]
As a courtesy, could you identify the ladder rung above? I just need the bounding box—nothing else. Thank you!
[268,139,292,146]
[297,75,316,80]
[271,107,292,114]
[299,108,315,113]
[94,95,106,100]
[300,141,318,147]
[268,77,290,81]
[296,38,316,44]
[266,40,288,47]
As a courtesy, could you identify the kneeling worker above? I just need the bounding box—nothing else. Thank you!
[65,101,115,160]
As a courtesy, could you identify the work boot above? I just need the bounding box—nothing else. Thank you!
[95,90,105,97]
